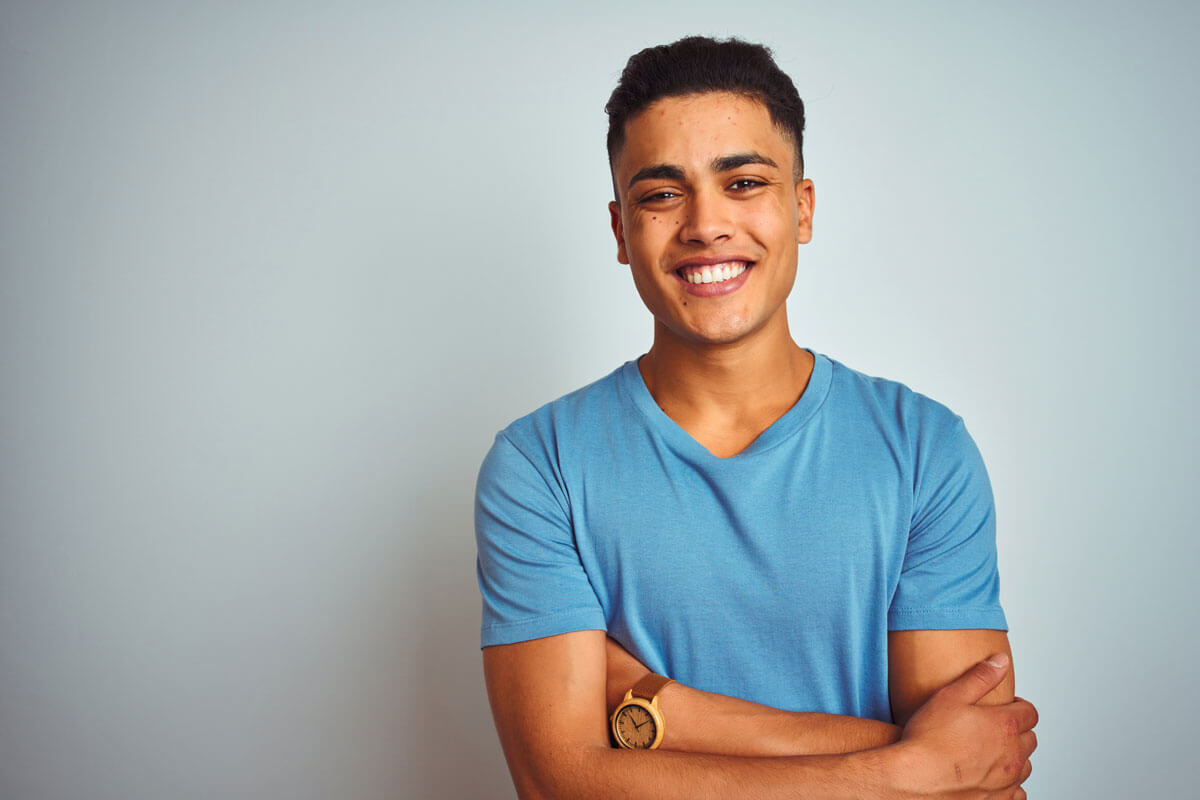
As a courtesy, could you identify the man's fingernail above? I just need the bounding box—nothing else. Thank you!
[985,653,1009,668]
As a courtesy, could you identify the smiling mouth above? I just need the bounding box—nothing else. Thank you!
[676,261,750,285]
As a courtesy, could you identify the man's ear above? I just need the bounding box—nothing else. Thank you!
[795,178,815,245]
[609,200,629,264]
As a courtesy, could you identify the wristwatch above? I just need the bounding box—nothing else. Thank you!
[610,672,676,750]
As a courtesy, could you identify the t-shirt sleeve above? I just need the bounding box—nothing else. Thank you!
[475,432,606,648]
[888,414,1008,631]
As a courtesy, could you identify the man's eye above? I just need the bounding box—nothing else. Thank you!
[729,179,765,191]
[639,191,679,203]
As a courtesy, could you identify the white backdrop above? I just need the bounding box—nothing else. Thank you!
[2,2,1197,798]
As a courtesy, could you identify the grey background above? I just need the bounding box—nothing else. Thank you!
[2,1,1196,798]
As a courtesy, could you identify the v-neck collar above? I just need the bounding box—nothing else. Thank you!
[618,349,833,461]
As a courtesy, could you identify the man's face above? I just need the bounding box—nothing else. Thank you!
[609,92,814,348]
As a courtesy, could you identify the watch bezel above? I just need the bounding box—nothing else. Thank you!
[610,695,665,750]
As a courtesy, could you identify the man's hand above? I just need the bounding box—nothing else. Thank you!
[893,653,1038,799]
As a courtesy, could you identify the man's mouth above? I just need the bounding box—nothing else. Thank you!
[676,261,750,285]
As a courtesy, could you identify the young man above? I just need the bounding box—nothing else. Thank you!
[476,37,1038,799]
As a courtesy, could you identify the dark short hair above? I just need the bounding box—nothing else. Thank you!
[605,36,806,181]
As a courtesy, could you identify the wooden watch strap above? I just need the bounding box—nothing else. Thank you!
[630,672,675,700]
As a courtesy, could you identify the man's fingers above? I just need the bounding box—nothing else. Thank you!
[936,652,1011,704]
[1019,729,1038,760]
[1001,760,1032,799]
[1010,697,1039,732]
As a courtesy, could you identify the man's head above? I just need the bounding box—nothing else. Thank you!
[603,37,814,350]
[606,36,806,185]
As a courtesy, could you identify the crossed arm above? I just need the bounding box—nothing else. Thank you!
[483,628,1036,799]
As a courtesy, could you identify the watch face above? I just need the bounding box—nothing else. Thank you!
[613,703,658,749]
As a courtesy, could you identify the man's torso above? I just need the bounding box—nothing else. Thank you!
[476,352,1005,722]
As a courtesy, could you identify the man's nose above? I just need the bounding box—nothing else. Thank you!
[677,188,733,246]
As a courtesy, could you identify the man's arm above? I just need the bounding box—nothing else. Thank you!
[604,637,901,756]
[888,629,1015,725]
[483,629,1037,800]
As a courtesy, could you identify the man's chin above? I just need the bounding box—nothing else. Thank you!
[658,318,769,349]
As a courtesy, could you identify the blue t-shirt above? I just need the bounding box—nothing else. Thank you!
[475,352,1005,722]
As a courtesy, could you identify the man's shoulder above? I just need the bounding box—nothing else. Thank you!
[824,353,967,439]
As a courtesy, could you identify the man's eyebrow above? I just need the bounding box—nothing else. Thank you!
[625,153,779,191]
[626,164,686,190]
[712,152,778,172]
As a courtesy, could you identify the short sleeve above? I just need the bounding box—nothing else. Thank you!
[888,415,1008,631]
[475,433,606,648]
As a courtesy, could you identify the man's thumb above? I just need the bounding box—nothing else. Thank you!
[939,653,1010,704]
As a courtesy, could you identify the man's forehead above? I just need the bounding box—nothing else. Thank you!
[613,91,796,178]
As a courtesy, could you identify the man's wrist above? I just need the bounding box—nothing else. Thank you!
[607,669,651,712]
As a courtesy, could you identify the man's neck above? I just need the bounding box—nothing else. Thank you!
[637,317,814,458]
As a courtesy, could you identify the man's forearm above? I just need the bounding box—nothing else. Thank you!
[517,741,903,800]
[606,638,899,757]
[652,680,900,756]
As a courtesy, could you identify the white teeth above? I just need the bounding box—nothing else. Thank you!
[682,262,747,285]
